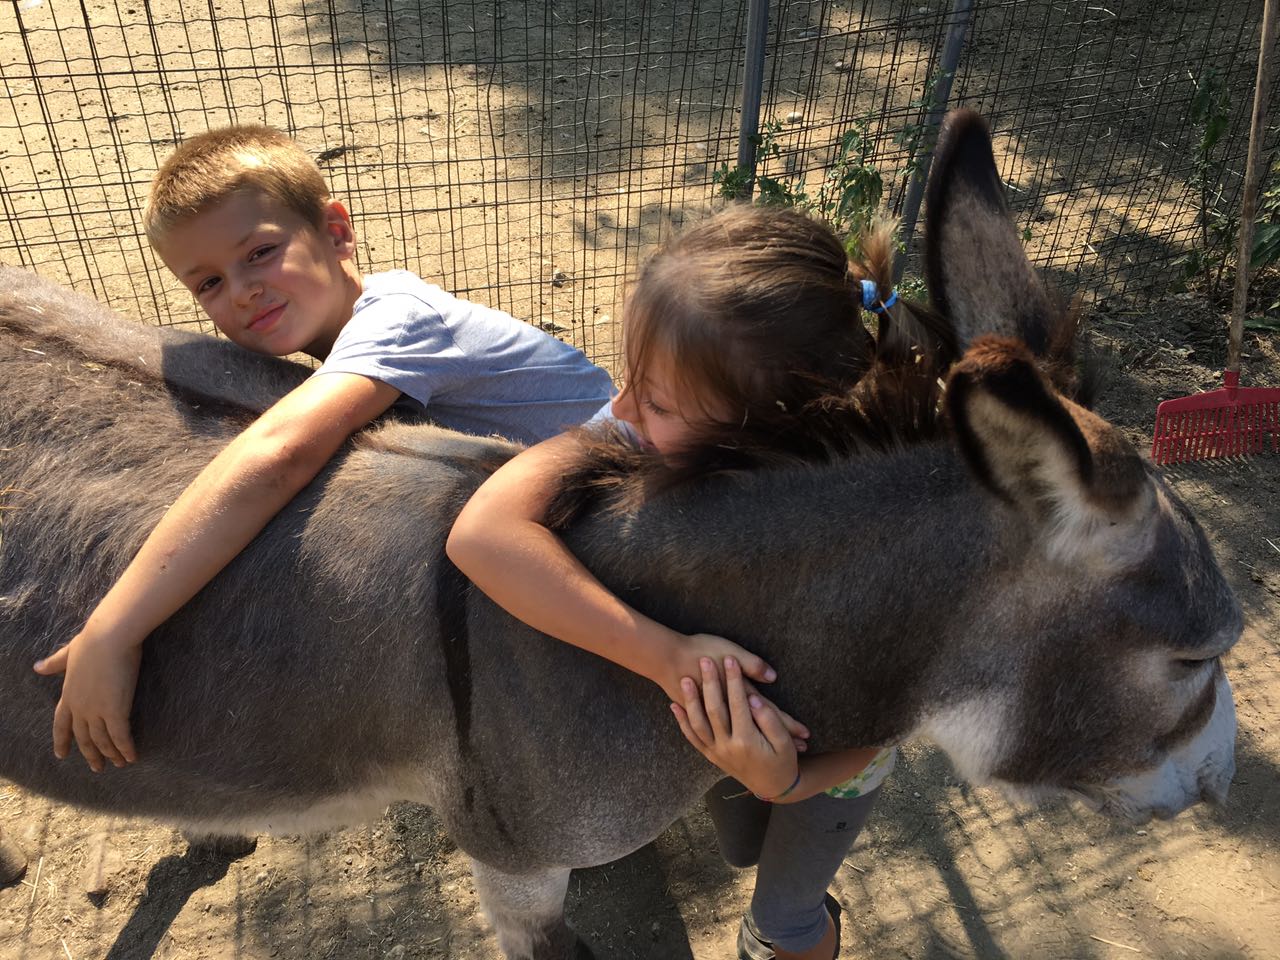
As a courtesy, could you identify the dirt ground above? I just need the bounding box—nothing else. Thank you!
[2,1,1278,958]
[1,301,1278,960]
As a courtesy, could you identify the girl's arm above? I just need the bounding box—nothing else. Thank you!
[34,372,401,772]
[446,434,783,706]
[673,656,881,803]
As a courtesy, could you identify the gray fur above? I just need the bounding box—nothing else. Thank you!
[0,113,1241,958]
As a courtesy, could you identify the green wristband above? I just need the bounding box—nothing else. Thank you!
[754,768,802,803]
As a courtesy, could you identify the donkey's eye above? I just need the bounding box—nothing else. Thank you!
[1172,656,1215,679]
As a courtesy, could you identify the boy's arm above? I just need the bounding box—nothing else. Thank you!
[673,656,882,803]
[446,436,784,706]
[34,372,401,772]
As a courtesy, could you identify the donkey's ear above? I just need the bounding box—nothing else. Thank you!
[925,110,1057,356]
[947,337,1154,562]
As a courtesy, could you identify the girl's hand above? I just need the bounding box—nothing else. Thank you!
[659,633,774,699]
[658,635,809,747]
[670,655,799,799]
[34,631,141,772]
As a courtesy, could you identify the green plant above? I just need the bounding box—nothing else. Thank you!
[1249,156,1280,270]
[715,118,884,259]
[1182,68,1235,298]
[1180,69,1280,302]
[810,124,884,251]
[713,120,807,207]
[894,71,943,184]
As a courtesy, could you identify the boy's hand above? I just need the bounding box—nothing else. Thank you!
[671,656,799,799]
[34,632,141,772]
[657,634,808,748]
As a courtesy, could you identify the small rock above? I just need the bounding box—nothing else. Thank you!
[785,110,803,124]
[833,60,851,71]
[344,855,354,865]
[387,946,407,959]
[593,312,612,326]
[551,268,570,288]
[82,832,124,898]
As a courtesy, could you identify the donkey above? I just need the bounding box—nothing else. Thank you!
[0,112,1241,959]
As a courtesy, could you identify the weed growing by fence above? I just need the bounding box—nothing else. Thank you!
[714,118,883,259]
[1181,68,1280,324]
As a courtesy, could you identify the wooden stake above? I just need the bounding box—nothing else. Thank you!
[28,855,43,905]
[1089,934,1141,953]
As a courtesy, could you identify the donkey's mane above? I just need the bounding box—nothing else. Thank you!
[545,283,1090,530]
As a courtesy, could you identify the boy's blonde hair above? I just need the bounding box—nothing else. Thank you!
[144,125,331,246]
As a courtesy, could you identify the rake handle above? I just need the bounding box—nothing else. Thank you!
[1229,0,1280,374]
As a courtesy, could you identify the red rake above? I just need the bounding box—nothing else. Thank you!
[1152,372,1280,464]
[1152,0,1280,466]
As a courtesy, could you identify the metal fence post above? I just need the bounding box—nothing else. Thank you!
[736,0,771,200]
[895,0,973,281]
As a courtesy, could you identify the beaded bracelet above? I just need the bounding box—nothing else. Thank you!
[754,769,803,803]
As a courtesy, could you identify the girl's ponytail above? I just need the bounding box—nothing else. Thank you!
[849,219,956,370]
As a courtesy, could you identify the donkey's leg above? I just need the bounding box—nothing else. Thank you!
[181,829,258,860]
[469,858,594,960]
[0,826,26,886]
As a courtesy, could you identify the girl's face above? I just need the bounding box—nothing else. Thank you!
[611,348,720,457]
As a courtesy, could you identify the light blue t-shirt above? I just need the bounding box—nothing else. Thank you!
[314,270,613,444]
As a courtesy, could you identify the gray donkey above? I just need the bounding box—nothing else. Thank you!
[0,112,1241,959]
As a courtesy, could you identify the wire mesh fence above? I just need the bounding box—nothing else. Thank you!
[0,0,1271,375]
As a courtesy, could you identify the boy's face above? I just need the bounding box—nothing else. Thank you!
[155,190,360,358]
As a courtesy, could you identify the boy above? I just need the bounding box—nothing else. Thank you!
[34,125,613,772]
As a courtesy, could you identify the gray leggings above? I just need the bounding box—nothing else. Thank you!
[704,777,880,953]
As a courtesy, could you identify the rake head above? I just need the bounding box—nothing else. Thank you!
[1152,371,1280,465]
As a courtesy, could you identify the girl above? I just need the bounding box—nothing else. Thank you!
[448,204,942,960]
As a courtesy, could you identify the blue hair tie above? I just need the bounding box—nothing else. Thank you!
[859,278,898,314]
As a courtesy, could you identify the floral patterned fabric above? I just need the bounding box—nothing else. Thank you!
[824,747,896,798]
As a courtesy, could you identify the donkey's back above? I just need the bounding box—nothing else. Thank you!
[0,273,707,872]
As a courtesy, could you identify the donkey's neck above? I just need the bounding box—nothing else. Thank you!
[568,442,1016,755]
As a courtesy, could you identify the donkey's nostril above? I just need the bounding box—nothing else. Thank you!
[1200,753,1235,808]
[1201,779,1231,808]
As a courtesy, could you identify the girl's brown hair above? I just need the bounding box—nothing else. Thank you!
[622,205,873,454]
[547,204,956,523]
